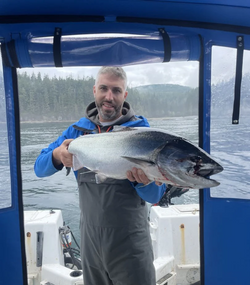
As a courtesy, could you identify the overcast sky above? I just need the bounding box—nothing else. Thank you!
[19,47,250,89]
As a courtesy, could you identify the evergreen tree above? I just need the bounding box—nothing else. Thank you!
[17,72,200,122]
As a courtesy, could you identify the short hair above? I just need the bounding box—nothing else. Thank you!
[95,66,127,89]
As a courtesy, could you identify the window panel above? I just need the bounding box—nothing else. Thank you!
[210,46,250,199]
[0,54,11,209]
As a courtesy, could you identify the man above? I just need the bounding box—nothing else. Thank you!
[34,66,166,285]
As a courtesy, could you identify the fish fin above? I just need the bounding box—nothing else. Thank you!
[121,156,155,167]
[150,142,168,160]
[66,167,71,176]
[72,155,84,171]
[79,169,96,175]
[95,173,108,184]
[112,126,134,132]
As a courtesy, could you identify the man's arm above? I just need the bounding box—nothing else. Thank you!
[34,126,76,177]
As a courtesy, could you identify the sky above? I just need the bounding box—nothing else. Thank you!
[19,47,250,89]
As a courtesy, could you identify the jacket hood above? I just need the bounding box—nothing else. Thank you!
[85,101,136,126]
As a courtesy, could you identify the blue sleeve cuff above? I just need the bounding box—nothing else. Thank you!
[132,182,166,204]
[34,151,63,177]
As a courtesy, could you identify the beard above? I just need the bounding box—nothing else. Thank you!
[96,100,123,121]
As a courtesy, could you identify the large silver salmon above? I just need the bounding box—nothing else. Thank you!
[68,126,223,189]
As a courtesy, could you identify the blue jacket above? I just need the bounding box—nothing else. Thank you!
[34,115,166,203]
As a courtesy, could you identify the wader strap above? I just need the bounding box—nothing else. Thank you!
[53,27,63,67]
[232,35,244,124]
[158,28,171,62]
[7,40,21,68]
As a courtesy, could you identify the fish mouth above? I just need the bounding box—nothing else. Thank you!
[193,175,221,188]
[191,164,223,188]
[190,155,224,177]
[196,165,223,177]
[187,156,224,188]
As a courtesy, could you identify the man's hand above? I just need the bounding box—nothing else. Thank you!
[52,139,74,167]
[126,167,163,186]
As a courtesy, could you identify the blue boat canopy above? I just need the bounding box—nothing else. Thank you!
[1,0,250,66]
[1,1,250,285]
[1,32,201,68]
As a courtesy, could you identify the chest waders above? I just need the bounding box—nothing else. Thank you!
[77,168,156,285]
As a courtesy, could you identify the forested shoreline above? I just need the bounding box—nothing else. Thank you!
[17,72,198,122]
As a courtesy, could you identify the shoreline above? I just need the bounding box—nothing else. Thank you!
[20,120,77,124]
[20,115,198,124]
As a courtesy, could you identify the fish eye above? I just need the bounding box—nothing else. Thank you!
[190,156,202,163]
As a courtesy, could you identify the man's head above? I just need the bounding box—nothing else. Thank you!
[93,67,128,122]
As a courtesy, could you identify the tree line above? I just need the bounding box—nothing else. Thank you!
[17,72,198,122]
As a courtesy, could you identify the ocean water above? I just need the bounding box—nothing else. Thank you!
[1,115,249,243]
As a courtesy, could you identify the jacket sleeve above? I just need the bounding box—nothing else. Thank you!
[34,126,78,178]
[134,182,166,204]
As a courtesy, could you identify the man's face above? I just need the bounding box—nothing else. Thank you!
[93,73,128,122]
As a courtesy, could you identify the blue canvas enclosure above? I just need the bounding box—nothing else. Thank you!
[0,1,250,284]
[1,33,201,67]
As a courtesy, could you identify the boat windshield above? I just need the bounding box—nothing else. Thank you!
[0,52,11,209]
[210,46,250,199]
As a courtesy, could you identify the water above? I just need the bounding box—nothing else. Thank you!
[21,122,81,242]
[19,115,250,243]
[210,115,250,198]
[0,123,11,208]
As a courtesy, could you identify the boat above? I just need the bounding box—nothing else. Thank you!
[22,203,200,285]
[0,1,250,285]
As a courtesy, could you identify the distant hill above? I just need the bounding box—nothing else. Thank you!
[129,83,198,118]
[134,84,192,95]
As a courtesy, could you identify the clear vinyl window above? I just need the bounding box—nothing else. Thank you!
[0,52,12,209]
[210,46,250,199]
